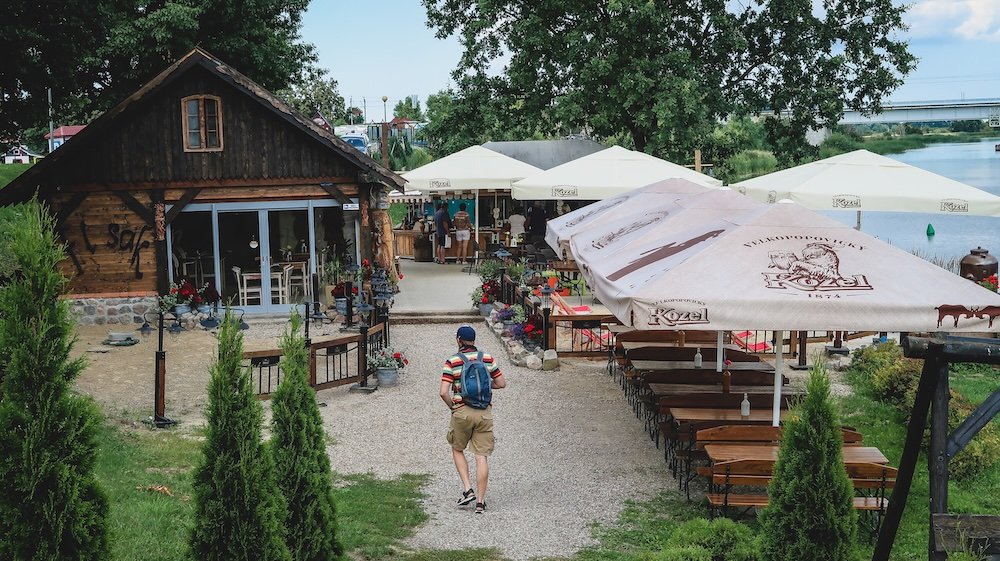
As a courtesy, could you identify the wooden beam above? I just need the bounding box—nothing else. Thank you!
[933,514,1000,554]
[929,354,950,561]
[164,188,202,225]
[873,347,943,561]
[54,192,88,226]
[903,335,1000,365]
[947,388,1000,458]
[64,176,356,192]
[320,183,351,205]
[113,191,154,225]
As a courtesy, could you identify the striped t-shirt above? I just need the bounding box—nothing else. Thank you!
[442,346,502,410]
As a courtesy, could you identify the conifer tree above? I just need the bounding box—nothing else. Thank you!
[759,362,857,561]
[190,311,291,561]
[0,201,109,560]
[271,312,343,561]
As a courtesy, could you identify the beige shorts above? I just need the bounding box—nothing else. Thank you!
[455,229,471,242]
[446,406,494,456]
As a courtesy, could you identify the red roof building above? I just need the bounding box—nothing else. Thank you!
[44,125,87,149]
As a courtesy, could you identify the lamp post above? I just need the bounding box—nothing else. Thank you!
[380,95,390,168]
[137,311,177,428]
[540,284,554,351]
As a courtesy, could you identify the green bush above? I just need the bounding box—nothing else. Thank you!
[948,391,1000,479]
[0,201,110,560]
[0,203,28,283]
[666,518,759,561]
[478,258,503,281]
[818,132,863,158]
[654,546,713,561]
[759,364,857,561]
[272,313,343,561]
[717,150,778,184]
[869,358,921,409]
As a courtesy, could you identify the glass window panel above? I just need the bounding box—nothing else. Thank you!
[205,99,220,147]
[218,212,262,307]
[187,131,201,148]
[268,210,310,304]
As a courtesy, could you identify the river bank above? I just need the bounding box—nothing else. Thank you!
[861,131,997,155]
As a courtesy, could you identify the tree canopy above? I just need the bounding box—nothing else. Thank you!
[424,0,915,163]
[393,97,425,121]
[277,69,346,125]
[2,0,317,143]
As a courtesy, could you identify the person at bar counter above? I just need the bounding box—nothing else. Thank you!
[508,207,526,245]
[525,201,548,245]
[433,203,452,264]
[453,203,472,264]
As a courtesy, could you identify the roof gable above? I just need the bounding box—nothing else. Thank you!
[3,48,403,203]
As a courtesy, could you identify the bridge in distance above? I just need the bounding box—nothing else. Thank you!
[839,98,1000,126]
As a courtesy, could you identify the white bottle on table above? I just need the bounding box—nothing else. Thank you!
[693,347,703,368]
[741,393,751,417]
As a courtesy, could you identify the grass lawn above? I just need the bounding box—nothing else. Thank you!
[839,362,1000,561]
[0,163,32,188]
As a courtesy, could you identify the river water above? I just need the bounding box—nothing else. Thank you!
[819,137,1000,262]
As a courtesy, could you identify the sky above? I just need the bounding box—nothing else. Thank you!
[300,0,1000,119]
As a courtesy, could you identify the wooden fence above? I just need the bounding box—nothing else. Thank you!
[242,322,388,399]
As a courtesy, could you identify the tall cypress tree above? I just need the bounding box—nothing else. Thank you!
[759,363,858,561]
[190,311,291,561]
[272,313,343,561]
[0,201,109,560]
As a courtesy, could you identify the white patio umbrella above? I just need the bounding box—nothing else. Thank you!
[511,145,721,201]
[403,145,543,251]
[544,178,711,257]
[731,149,1000,229]
[576,199,1000,425]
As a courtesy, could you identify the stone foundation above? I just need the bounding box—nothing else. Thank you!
[483,304,559,370]
[67,296,157,326]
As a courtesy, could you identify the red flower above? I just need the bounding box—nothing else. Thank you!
[524,324,535,333]
[399,274,405,280]
[393,352,401,358]
[362,258,370,267]
[481,295,489,303]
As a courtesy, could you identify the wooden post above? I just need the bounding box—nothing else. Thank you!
[381,122,389,169]
[873,346,943,561]
[798,330,808,367]
[152,190,168,294]
[694,149,702,173]
[929,355,950,561]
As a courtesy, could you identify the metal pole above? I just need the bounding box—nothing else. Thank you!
[47,88,54,153]
[542,307,551,351]
[155,312,165,419]
[715,330,723,372]
[772,329,783,426]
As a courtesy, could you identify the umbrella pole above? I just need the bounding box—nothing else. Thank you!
[716,330,724,372]
[855,209,862,231]
[475,191,480,258]
[773,329,784,427]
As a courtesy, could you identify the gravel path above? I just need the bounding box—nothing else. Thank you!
[315,322,676,560]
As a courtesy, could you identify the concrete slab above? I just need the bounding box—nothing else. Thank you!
[394,260,481,313]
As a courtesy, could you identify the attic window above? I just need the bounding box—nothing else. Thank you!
[182,95,223,151]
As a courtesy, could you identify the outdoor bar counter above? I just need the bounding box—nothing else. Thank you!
[394,229,496,261]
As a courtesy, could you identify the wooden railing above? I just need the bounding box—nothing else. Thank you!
[242,322,387,399]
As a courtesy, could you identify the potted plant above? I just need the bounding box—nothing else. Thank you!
[471,286,492,316]
[367,347,408,387]
[977,273,998,292]
[320,254,344,307]
[197,283,220,313]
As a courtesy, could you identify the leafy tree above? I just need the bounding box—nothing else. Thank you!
[424,0,915,163]
[393,97,424,121]
[277,68,346,124]
[0,201,109,560]
[271,313,343,561]
[3,0,317,141]
[759,363,857,561]
[950,120,985,133]
[190,310,291,561]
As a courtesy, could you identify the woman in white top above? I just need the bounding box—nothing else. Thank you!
[507,209,526,243]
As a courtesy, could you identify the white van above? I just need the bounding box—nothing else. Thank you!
[333,125,374,156]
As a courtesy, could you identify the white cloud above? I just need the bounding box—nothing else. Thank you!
[907,0,1000,41]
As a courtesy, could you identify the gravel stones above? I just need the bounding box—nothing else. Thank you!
[315,322,676,560]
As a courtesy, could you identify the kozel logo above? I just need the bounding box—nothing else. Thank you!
[647,302,710,327]
[764,243,873,292]
[940,198,969,213]
[551,185,579,198]
[429,178,451,189]
[831,194,861,208]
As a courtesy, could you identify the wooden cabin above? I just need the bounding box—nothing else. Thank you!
[0,48,404,325]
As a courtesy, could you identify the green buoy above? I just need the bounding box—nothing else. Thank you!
[926,223,935,237]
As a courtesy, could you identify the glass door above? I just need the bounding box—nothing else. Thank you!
[218,211,267,310]
[267,209,311,306]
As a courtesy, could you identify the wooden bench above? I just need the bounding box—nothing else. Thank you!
[705,459,896,532]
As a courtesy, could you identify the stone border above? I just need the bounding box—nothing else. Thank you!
[483,304,559,371]
[68,296,157,326]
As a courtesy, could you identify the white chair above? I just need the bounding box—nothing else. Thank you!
[232,266,262,306]
[271,265,293,304]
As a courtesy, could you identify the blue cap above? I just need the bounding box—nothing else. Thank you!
[456,325,476,341]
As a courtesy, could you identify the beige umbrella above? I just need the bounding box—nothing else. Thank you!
[731,149,1000,229]
[544,178,711,257]
[576,199,1000,425]
[512,145,721,201]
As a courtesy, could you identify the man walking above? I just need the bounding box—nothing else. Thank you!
[440,326,507,514]
[433,203,452,264]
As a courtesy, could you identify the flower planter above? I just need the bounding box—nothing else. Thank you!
[375,367,399,387]
[196,304,213,314]
[335,298,348,316]
[480,303,493,316]
[173,304,192,316]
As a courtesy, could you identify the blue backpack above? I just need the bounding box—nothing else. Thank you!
[460,351,492,409]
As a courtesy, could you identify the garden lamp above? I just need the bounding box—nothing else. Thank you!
[236,309,250,331]
[540,284,554,351]
[310,301,326,323]
[167,320,184,337]
[137,318,154,340]
[540,284,554,310]
[494,248,512,260]
[199,306,220,329]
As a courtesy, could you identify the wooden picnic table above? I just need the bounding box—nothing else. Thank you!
[647,383,800,397]
[667,407,787,424]
[704,444,888,465]
[631,360,774,372]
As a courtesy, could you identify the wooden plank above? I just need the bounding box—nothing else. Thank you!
[631,360,774,372]
[64,176,358,192]
[54,192,88,226]
[321,183,351,205]
[903,336,1000,365]
[930,353,951,561]
[947,388,1000,458]
[704,444,888,465]
[932,514,1000,554]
